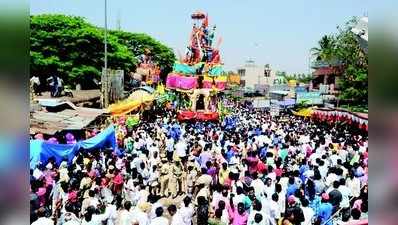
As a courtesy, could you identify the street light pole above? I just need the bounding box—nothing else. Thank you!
[308,49,311,77]
[104,0,108,72]
[102,0,109,108]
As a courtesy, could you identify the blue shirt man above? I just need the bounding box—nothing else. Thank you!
[286,183,298,197]
[317,195,333,225]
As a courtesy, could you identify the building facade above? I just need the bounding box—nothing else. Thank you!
[237,60,276,93]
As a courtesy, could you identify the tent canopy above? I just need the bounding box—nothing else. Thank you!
[293,107,314,117]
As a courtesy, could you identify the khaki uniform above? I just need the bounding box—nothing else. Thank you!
[187,160,200,174]
[159,162,171,197]
[186,170,197,195]
[170,161,183,197]
[180,170,187,194]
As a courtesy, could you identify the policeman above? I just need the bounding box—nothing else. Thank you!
[159,156,171,197]
[187,155,200,173]
[170,157,183,198]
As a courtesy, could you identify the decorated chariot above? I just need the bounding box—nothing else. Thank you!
[166,11,226,121]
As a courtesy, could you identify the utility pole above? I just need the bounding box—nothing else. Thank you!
[308,49,311,77]
[117,10,121,30]
[102,0,109,108]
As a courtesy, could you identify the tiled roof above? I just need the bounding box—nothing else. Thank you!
[30,100,106,135]
[313,66,344,76]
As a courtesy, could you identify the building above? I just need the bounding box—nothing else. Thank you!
[310,16,368,93]
[237,60,276,93]
[30,99,106,136]
[310,59,344,93]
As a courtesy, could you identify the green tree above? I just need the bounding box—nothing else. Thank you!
[30,14,137,89]
[311,17,367,107]
[334,18,368,106]
[110,31,176,82]
[311,35,337,62]
[284,74,296,81]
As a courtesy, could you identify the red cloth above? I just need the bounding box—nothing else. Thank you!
[246,156,259,174]
[274,167,283,177]
[177,111,219,121]
[68,191,78,203]
[256,161,267,174]
[113,174,124,185]
[113,174,124,193]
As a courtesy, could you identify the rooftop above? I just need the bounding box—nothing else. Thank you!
[30,100,106,135]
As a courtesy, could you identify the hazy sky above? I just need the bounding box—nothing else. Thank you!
[31,0,375,73]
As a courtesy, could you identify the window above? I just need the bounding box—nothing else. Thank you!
[264,69,270,77]
[238,69,246,77]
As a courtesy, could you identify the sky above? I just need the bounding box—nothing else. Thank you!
[31,0,377,74]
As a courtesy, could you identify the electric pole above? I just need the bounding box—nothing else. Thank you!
[102,0,109,108]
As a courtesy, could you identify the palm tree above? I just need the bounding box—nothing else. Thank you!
[311,35,336,62]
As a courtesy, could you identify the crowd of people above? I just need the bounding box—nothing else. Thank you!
[30,105,368,225]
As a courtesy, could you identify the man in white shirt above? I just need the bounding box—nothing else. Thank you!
[130,203,149,225]
[165,136,175,161]
[148,143,159,159]
[269,193,281,223]
[167,204,184,225]
[30,75,41,92]
[31,208,54,225]
[251,172,266,198]
[179,196,194,225]
[264,178,274,200]
[149,207,169,225]
[104,199,118,225]
[338,178,352,211]
[175,138,187,160]
[248,200,271,225]
[329,151,340,167]
[81,190,99,215]
[117,202,134,225]
[300,198,315,225]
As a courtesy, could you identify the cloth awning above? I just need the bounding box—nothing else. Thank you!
[293,108,314,117]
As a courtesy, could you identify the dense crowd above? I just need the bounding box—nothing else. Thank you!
[30,106,368,225]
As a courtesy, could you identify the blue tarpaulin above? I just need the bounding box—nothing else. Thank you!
[30,125,117,169]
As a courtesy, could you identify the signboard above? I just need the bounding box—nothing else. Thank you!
[278,98,296,108]
[295,86,307,93]
[270,84,289,92]
[270,104,280,116]
[319,84,329,94]
[296,91,323,105]
[253,99,270,108]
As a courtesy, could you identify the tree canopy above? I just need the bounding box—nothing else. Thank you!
[30,14,175,89]
[312,17,368,107]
